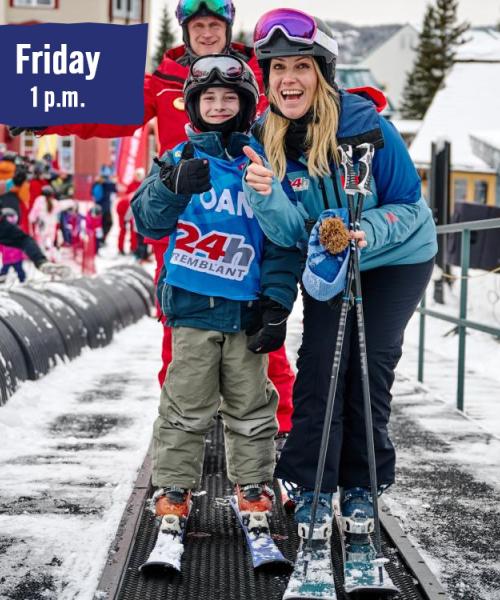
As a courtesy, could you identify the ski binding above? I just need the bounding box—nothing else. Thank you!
[283,521,337,600]
[139,513,189,574]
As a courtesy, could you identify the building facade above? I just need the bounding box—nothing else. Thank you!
[360,24,419,113]
[0,0,152,199]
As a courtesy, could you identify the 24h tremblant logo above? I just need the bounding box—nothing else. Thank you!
[171,221,255,281]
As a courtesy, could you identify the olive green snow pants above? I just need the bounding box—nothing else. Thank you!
[152,326,279,490]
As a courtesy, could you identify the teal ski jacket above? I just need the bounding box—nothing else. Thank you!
[242,90,437,271]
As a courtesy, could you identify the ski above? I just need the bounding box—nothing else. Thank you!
[230,495,292,569]
[343,535,398,596]
[283,522,337,600]
[139,509,191,574]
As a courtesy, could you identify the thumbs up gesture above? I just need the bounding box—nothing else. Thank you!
[243,145,274,196]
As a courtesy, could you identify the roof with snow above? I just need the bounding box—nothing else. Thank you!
[470,130,500,150]
[469,130,500,172]
[409,30,500,172]
[455,29,500,61]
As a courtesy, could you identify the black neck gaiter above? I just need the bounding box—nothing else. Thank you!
[270,104,315,160]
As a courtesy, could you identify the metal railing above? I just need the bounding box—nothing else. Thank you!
[417,217,500,411]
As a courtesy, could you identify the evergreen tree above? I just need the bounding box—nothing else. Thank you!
[153,5,175,69]
[401,0,469,119]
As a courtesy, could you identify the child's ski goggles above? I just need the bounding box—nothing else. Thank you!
[253,8,338,57]
[176,0,235,25]
[190,55,247,83]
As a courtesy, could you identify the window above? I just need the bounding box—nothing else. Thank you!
[12,0,56,7]
[58,136,74,174]
[112,0,141,20]
[473,180,489,204]
[20,131,37,160]
[454,179,468,203]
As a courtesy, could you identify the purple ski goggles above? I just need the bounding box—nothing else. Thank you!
[253,8,338,57]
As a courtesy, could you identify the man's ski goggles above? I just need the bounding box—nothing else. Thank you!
[253,8,338,57]
[176,0,235,25]
[190,55,246,83]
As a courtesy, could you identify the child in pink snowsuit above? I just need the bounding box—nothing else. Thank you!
[0,209,26,282]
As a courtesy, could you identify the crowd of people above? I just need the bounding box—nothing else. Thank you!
[0,146,150,282]
[3,0,437,576]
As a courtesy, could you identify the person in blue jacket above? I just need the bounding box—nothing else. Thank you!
[243,9,437,531]
[132,54,300,524]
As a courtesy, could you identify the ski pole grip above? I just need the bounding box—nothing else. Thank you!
[339,144,357,194]
[356,143,375,196]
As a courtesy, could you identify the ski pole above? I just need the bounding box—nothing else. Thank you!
[342,143,386,581]
[302,145,358,576]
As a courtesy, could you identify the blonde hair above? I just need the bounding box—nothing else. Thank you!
[262,59,340,180]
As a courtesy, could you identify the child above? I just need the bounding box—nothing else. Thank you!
[0,208,26,282]
[132,55,300,526]
[29,185,74,260]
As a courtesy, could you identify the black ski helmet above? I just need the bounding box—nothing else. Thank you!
[184,54,259,133]
[253,10,338,88]
[176,0,235,52]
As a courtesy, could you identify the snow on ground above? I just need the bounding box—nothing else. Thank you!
[0,315,162,600]
[384,268,500,599]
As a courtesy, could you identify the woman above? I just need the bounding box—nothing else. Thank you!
[243,8,437,529]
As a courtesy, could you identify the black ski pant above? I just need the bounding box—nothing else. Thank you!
[275,259,434,492]
[0,218,46,268]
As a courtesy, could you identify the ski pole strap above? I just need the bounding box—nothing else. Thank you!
[356,143,375,197]
[339,144,357,195]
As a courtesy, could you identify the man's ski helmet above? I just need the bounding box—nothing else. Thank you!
[176,0,235,52]
[184,54,259,133]
[253,8,338,87]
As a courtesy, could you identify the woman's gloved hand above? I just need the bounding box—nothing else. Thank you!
[246,297,290,354]
[155,157,211,195]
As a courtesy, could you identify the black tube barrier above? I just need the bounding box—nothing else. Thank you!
[0,318,29,406]
[0,266,154,405]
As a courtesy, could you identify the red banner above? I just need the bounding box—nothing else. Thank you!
[115,126,148,187]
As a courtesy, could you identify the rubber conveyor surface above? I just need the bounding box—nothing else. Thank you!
[114,418,425,600]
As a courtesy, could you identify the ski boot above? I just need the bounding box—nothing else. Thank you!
[341,487,374,561]
[236,482,274,534]
[341,487,374,537]
[293,488,333,540]
[153,486,192,536]
[341,487,398,595]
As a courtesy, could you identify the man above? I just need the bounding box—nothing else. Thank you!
[8,0,295,436]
